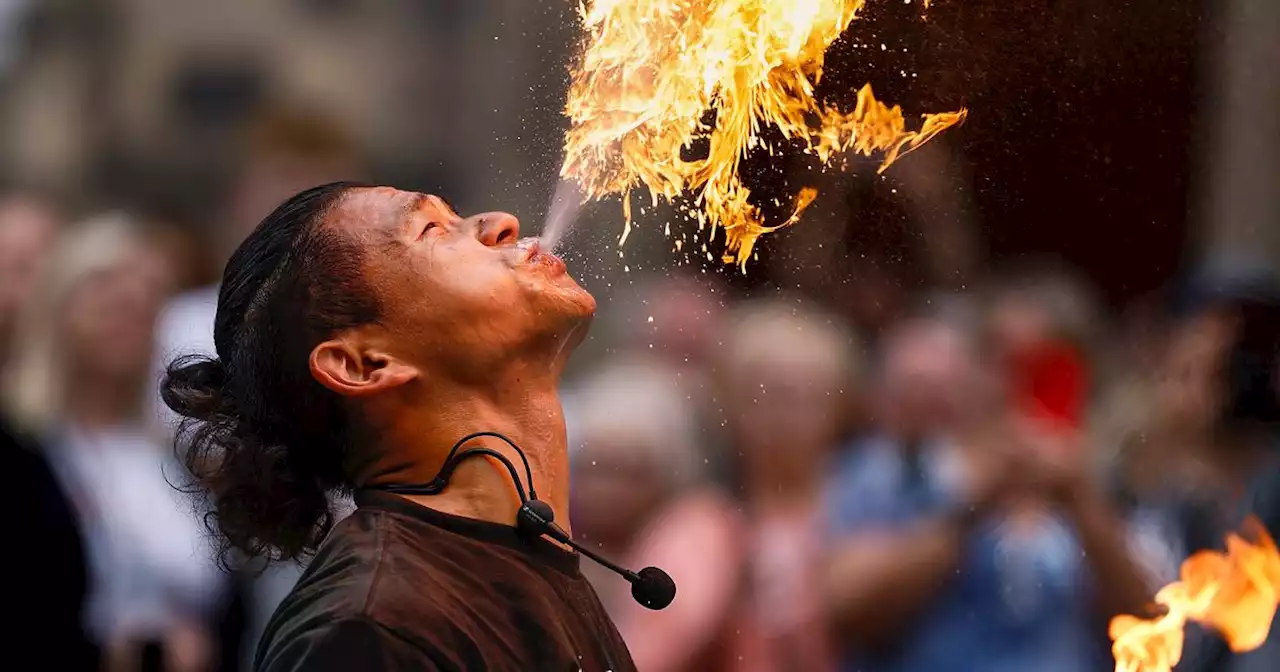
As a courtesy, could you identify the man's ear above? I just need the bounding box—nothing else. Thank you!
[310,339,419,397]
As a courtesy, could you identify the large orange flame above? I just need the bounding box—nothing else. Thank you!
[1110,518,1280,672]
[560,0,966,269]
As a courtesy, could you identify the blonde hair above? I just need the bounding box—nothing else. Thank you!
[718,296,862,390]
[3,213,153,432]
[568,356,703,489]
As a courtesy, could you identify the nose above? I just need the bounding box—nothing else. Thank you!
[468,212,521,247]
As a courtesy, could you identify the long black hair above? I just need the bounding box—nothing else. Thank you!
[161,181,380,567]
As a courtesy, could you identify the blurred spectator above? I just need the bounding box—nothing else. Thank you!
[0,187,98,670]
[4,214,230,672]
[0,190,60,368]
[1100,294,1234,561]
[615,298,859,672]
[1129,271,1280,672]
[566,270,729,455]
[822,305,1155,672]
[568,357,702,616]
[627,273,727,372]
[143,218,210,293]
[594,271,728,391]
[984,265,1100,430]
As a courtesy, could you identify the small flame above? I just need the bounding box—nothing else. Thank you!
[1110,518,1280,672]
[561,0,966,269]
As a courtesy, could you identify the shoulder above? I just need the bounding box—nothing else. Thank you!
[256,615,439,672]
[256,510,459,671]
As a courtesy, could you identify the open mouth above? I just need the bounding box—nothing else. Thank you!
[515,237,566,273]
[516,237,542,263]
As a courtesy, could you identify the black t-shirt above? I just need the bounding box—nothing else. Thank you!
[254,490,636,672]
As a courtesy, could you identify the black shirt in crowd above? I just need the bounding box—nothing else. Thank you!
[3,413,99,670]
[254,490,636,672]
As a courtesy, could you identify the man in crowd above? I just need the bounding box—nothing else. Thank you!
[823,310,1154,672]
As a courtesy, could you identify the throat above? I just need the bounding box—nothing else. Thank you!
[365,381,574,536]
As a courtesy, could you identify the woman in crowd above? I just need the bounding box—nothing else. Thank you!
[4,215,232,672]
[614,298,860,672]
[567,357,703,618]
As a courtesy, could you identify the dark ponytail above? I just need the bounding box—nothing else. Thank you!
[162,182,379,567]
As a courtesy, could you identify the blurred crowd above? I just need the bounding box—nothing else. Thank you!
[2,105,1280,672]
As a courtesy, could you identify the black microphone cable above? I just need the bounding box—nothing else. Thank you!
[372,431,677,610]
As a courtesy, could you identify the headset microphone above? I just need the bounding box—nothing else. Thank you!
[373,431,676,610]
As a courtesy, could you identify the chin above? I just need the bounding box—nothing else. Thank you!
[552,280,597,323]
[523,267,595,314]
[532,280,595,353]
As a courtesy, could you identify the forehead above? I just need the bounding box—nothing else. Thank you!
[333,187,410,230]
[328,187,447,237]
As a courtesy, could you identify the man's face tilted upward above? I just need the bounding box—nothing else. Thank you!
[323,186,596,389]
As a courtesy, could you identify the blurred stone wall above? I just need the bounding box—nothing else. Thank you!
[0,0,583,226]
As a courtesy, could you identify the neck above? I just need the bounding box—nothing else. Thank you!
[363,363,573,534]
[64,373,139,429]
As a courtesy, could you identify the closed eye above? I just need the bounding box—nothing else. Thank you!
[417,220,442,241]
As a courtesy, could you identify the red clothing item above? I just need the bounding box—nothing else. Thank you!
[1012,342,1088,431]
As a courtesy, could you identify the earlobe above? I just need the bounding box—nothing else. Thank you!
[310,341,419,397]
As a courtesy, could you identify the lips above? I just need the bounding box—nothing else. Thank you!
[516,237,543,263]
[515,237,566,274]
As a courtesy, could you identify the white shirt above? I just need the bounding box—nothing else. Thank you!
[47,424,221,642]
[148,285,220,435]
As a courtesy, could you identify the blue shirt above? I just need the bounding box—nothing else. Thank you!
[824,437,1109,672]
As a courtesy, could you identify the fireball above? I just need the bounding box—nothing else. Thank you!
[560,0,967,269]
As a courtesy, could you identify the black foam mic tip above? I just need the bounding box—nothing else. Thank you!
[631,566,676,610]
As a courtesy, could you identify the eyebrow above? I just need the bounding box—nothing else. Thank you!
[434,195,460,215]
[400,193,459,222]
[401,193,431,220]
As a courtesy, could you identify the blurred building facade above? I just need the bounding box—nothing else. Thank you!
[4,0,1276,305]
[2,0,579,250]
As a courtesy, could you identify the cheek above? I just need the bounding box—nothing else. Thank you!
[398,271,531,352]
[421,249,520,309]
